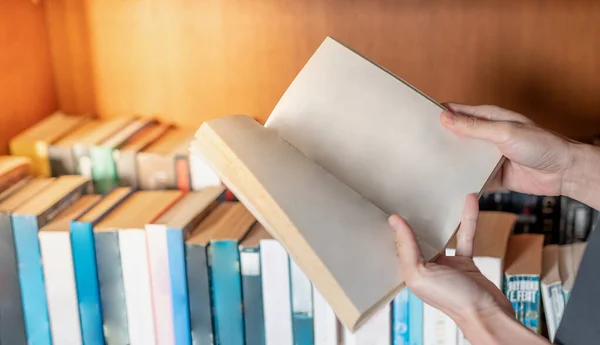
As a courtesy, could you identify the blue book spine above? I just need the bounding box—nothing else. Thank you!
[71,221,105,345]
[392,288,410,345]
[209,241,245,345]
[240,248,265,345]
[11,215,52,345]
[505,275,541,333]
[167,228,192,345]
[408,291,423,345]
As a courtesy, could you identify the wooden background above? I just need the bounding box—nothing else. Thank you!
[2,0,600,154]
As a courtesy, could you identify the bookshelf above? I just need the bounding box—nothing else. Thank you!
[2,1,600,155]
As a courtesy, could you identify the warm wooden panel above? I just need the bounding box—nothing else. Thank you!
[0,1,57,154]
[49,1,600,140]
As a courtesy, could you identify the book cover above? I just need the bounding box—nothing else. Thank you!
[313,287,339,345]
[0,178,53,345]
[39,195,101,345]
[11,176,89,345]
[185,239,214,345]
[71,187,132,345]
[240,222,270,345]
[392,289,409,345]
[191,37,503,331]
[290,258,315,345]
[10,111,90,177]
[261,238,294,345]
[541,245,565,342]
[0,156,31,193]
[146,187,223,345]
[558,242,587,302]
[503,234,544,334]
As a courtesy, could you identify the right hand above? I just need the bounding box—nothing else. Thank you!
[440,103,574,196]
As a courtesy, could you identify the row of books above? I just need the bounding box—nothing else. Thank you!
[479,190,598,245]
[8,111,222,193]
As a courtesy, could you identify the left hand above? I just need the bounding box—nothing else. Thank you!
[388,194,514,325]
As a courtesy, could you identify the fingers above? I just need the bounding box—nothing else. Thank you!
[389,215,425,280]
[443,103,533,124]
[455,194,480,258]
[440,109,520,145]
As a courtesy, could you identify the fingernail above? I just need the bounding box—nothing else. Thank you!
[441,110,455,125]
[388,215,402,228]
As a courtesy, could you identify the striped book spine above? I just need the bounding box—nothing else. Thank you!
[209,240,245,345]
[241,246,266,345]
[71,221,105,345]
[392,289,409,345]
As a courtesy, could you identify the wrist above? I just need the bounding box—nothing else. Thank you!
[562,141,600,206]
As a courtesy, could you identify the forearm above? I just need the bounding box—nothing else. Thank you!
[458,310,551,345]
[563,142,600,210]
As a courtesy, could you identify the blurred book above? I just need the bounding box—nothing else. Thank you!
[541,245,565,342]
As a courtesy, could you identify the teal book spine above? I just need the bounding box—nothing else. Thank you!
[392,288,410,345]
[90,147,118,194]
[209,240,245,345]
[505,275,541,333]
[71,220,105,345]
[167,228,192,345]
[408,291,423,345]
[240,247,265,345]
[11,215,52,345]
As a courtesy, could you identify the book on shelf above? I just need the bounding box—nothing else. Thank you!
[39,195,101,345]
[541,245,565,342]
[71,187,132,345]
[313,286,340,345]
[10,111,91,177]
[558,242,587,302]
[94,190,183,345]
[0,178,54,345]
[504,234,544,334]
[290,257,315,345]
[343,304,391,345]
[191,36,503,331]
[48,117,134,177]
[0,155,31,194]
[391,288,409,345]
[146,187,224,345]
[114,123,171,189]
[11,175,90,345]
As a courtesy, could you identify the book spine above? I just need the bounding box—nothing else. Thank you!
[119,229,157,345]
[241,247,266,345]
[343,304,391,345]
[94,231,130,345]
[11,214,52,345]
[209,240,245,345]
[408,291,423,345]
[48,145,77,176]
[260,240,293,345]
[10,139,51,177]
[39,231,83,345]
[540,196,560,245]
[71,221,105,345]
[392,288,409,345]
[175,155,192,192]
[423,303,457,345]
[90,146,119,194]
[167,228,192,345]
[290,259,314,345]
[0,213,28,344]
[189,154,222,191]
[115,149,139,189]
[137,153,177,190]
[185,244,214,345]
[541,282,566,342]
[504,274,541,334]
[573,202,593,242]
[312,287,338,345]
[146,224,175,345]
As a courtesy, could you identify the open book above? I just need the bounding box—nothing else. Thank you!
[191,37,502,332]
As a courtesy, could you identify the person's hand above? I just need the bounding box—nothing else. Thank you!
[389,194,514,325]
[440,103,573,196]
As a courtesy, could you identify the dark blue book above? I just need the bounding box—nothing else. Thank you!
[239,223,269,345]
[0,178,53,345]
[11,176,89,345]
[71,187,132,345]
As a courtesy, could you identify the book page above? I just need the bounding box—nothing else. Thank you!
[266,37,502,251]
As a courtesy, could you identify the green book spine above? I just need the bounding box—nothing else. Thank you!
[90,147,119,194]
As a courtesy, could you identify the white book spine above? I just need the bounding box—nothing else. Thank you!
[145,224,175,345]
[119,229,157,345]
[39,232,83,345]
[260,239,293,345]
[423,303,457,345]
[313,286,338,345]
[189,153,222,190]
[541,282,565,342]
[343,303,391,345]
[290,258,313,314]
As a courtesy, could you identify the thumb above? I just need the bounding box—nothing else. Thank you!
[441,109,517,145]
[389,215,424,281]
